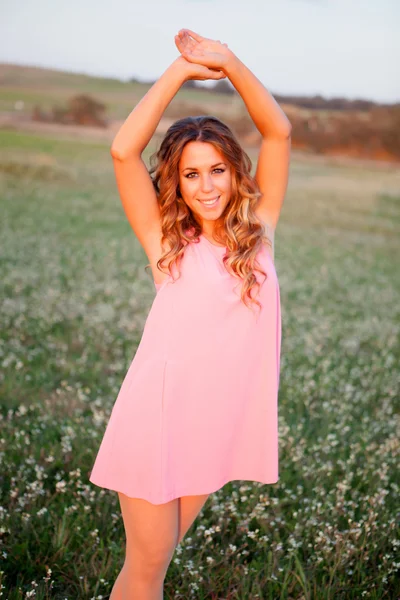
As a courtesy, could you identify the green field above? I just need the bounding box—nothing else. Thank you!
[0,128,399,599]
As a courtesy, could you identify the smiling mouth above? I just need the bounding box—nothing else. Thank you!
[198,196,220,207]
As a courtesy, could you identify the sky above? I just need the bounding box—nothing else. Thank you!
[1,0,399,103]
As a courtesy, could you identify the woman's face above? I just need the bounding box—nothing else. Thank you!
[178,141,232,227]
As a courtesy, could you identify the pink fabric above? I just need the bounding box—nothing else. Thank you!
[89,233,281,505]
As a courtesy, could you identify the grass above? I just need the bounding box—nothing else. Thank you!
[0,128,399,599]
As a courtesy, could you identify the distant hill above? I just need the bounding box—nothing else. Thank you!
[1,63,399,163]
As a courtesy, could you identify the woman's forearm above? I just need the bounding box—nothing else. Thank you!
[110,58,188,159]
[224,55,292,138]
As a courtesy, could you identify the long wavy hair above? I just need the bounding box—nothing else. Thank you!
[147,115,272,313]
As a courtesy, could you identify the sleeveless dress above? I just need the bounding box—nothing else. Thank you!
[89,226,282,505]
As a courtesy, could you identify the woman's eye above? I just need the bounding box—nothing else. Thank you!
[185,168,225,178]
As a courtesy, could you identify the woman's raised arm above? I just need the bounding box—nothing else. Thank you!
[175,29,292,230]
[109,58,191,256]
[109,54,226,266]
[110,59,186,159]
[225,53,292,230]
[111,56,225,159]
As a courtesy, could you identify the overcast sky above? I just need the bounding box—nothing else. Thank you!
[1,0,399,103]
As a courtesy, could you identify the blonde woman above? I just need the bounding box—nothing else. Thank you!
[89,28,291,599]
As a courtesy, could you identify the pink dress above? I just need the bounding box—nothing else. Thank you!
[89,228,281,505]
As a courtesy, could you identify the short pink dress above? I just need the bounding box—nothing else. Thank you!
[89,226,281,505]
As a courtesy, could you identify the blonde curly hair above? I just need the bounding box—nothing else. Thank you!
[147,115,272,313]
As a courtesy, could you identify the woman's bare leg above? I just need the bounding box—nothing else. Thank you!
[109,563,127,600]
[110,492,179,600]
[109,492,211,598]
[176,493,210,545]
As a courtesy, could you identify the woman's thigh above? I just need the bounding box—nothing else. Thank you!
[118,492,179,575]
[177,493,210,545]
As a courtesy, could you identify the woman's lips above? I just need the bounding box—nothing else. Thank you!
[198,195,220,208]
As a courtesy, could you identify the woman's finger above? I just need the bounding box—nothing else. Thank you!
[180,28,204,43]
[181,32,197,52]
[181,51,204,65]
[189,63,226,80]
[174,35,183,48]
[210,70,226,80]
[175,34,196,57]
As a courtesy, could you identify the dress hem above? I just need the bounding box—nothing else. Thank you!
[88,474,280,505]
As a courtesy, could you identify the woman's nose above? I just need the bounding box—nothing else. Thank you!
[200,174,214,194]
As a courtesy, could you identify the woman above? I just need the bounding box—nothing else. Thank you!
[89,29,291,599]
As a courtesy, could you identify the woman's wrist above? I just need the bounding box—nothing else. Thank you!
[222,51,242,77]
[168,56,192,83]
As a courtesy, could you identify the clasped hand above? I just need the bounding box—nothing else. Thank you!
[174,29,234,81]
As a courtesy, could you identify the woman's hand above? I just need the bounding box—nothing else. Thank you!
[173,55,227,82]
[175,29,235,73]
